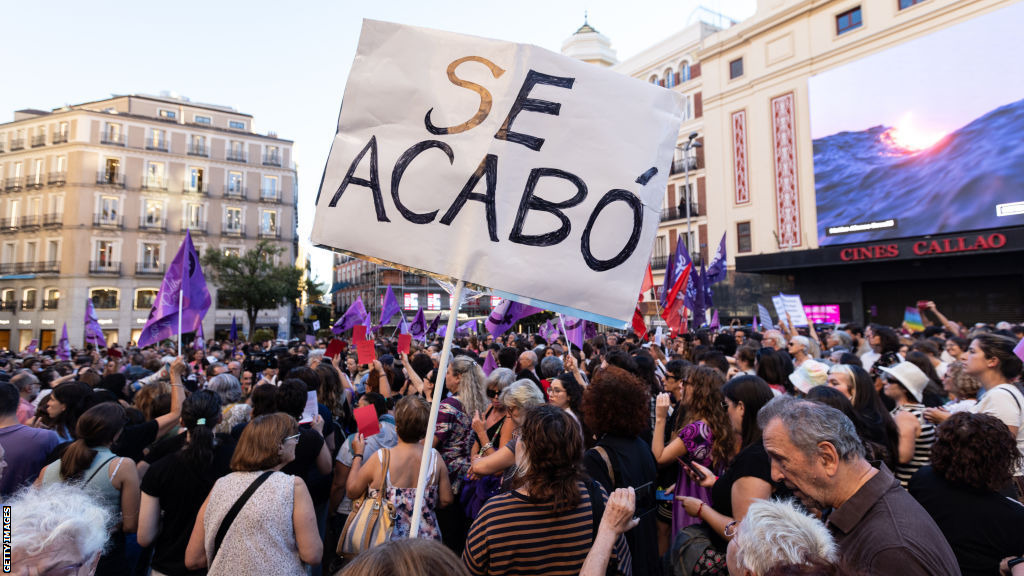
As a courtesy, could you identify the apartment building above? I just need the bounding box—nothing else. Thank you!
[0,93,297,349]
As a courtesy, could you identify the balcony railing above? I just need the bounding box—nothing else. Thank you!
[136,262,165,275]
[97,171,125,187]
[100,133,124,146]
[52,133,68,145]
[262,153,282,167]
[4,177,23,192]
[258,228,281,239]
[670,156,704,175]
[22,297,37,310]
[0,218,15,232]
[47,172,66,186]
[146,138,169,152]
[259,190,282,203]
[31,134,46,148]
[42,298,59,310]
[140,178,168,192]
[26,175,45,189]
[181,221,207,234]
[9,139,25,151]
[0,262,60,274]
[138,217,167,232]
[222,226,246,238]
[182,181,209,196]
[89,261,121,275]
[0,301,15,312]
[19,215,40,230]
[660,203,700,222]
[42,213,62,227]
[224,186,247,199]
[651,255,669,270]
[93,214,125,229]
[226,150,247,163]
[187,144,209,157]
[34,261,60,274]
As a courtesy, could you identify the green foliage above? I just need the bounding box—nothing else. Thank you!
[251,328,276,344]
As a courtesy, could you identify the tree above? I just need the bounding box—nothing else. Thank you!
[202,241,302,341]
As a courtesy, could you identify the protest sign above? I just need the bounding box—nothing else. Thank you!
[354,404,381,437]
[397,333,412,354]
[772,293,810,327]
[757,303,775,330]
[357,340,376,365]
[352,324,367,342]
[325,339,345,359]
[299,391,318,425]
[312,20,685,325]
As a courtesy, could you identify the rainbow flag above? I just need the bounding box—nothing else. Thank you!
[903,307,925,332]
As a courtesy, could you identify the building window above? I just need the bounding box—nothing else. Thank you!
[25,241,37,265]
[190,134,207,156]
[649,75,659,85]
[227,171,243,195]
[264,145,281,166]
[223,247,240,257]
[145,162,166,188]
[729,58,744,79]
[898,0,925,9]
[261,176,279,199]
[836,7,863,34]
[260,210,278,236]
[56,156,66,174]
[143,199,164,228]
[193,115,211,125]
[664,68,675,88]
[103,122,123,144]
[141,243,161,270]
[228,140,245,162]
[46,240,59,263]
[187,167,205,193]
[148,129,167,151]
[95,240,116,268]
[57,121,69,141]
[43,287,60,309]
[737,222,752,253]
[90,288,119,310]
[1,289,14,309]
[158,109,177,120]
[22,289,36,310]
[225,207,242,232]
[99,196,120,223]
[135,288,158,310]
[679,61,691,83]
[185,204,205,228]
[229,120,246,130]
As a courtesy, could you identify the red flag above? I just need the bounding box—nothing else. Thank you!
[641,264,654,294]
[632,304,648,341]
[662,263,693,333]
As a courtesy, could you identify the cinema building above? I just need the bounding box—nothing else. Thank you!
[691,0,1024,327]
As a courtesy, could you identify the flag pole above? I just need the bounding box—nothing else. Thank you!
[410,279,464,538]
[177,284,183,355]
[557,314,572,358]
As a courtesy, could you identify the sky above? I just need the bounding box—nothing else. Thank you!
[808,1,1024,140]
[0,0,756,287]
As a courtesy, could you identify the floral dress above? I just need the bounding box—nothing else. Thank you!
[435,396,474,494]
[672,420,715,535]
[368,449,443,540]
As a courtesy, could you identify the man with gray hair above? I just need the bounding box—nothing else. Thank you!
[726,498,837,576]
[10,370,39,424]
[758,396,959,576]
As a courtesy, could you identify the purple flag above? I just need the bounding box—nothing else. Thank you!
[229,315,238,341]
[398,313,410,335]
[706,232,728,285]
[560,314,595,350]
[409,308,427,340]
[84,298,108,348]
[661,236,691,308]
[193,323,205,351]
[426,313,443,336]
[24,339,38,354]
[485,300,543,337]
[710,310,720,330]
[482,350,498,376]
[305,334,317,346]
[57,323,71,361]
[539,319,559,344]
[1014,337,1024,363]
[379,285,402,326]
[437,323,447,339]
[333,296,368,334]
[137,231,211,348]
[456,319,477,335]
[691,265,707,328]
[752,314,759,333]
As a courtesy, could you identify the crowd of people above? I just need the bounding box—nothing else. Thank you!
[4,311,1024,576]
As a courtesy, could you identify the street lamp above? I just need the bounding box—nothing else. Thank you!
[677,132,702,262]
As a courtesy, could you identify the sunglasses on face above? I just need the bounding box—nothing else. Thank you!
[486,388,500,398]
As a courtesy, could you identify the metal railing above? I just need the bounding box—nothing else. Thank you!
[88,261,121,275]
[136,262,165,274]
[100,133,124,146]
[651,255,668,270]
[31,134,46,147]
[140,178,168,192]
[93,214,125,229]
[96,171,125,187]
[26,175,45,189]
[226,150,247,163]
[42,213,62,227]
[258,228,281,239]
[660,203,700,222]
[259,190,282,203]
[146,138,169,152]
[224,186,247,199]
[670,156,703,175]
[52,133,68,145]
[138,217,167,231]
[9,138,25,151]
[41,298,59,310]
[222,226,246,238]
[47,172,66,186]
[262,153,282,167]
[0,218,15,231]
[182,181,209,196]
[188,144,209,157]
[18,215,40,229]
[180,221,207,234]
[0,301,15,312]
[4,177,23,192]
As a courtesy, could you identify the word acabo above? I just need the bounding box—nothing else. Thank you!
[326,61,656,273]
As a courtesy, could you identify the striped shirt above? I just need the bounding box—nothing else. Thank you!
[891,403,935,487]
[463,480,632,576]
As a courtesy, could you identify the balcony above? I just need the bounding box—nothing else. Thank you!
[140,178,168,192]
[181,221,208,234]
[258,228,281,239]
[146,138,169,152]
[0,218,15,232]
[136,262,165,275]
[0,143,5,153]
[47,172,66,186]
[670,156,703,175]
[9,138,25,151]
[188,144,209,157]
[223,186,247,200]
[93,214,125,229]
[226,150,247,163]
[138,217,167,232]
[31,134,46,148]
[19,215,40,230]
[42,298,59,310]
[222,226,246,238]
[652,255,668,270]
[42,213,62,227]
[26,175,45,189]
[660,203,700,222]
[262,153,282,167]
[100,133,124,146]
[0,301,15,312]
[4,177,23,192]
[20,299,34,310]
[34,261,60,274]
[52,133,68,145]
[182,181,209,196]
[89,261,121,275]
[96,171,125,187]
[259,190,282,203]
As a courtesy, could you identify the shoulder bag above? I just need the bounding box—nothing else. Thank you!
[338,448,395,558]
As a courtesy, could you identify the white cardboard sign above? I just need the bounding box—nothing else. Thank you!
[312,20,685,324]
[772,293,810,328]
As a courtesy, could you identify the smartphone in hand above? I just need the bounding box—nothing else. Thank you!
[679,453,707,482]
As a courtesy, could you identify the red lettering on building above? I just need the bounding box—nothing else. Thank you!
[852,233,1008,262]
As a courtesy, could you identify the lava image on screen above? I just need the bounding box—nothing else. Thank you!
[809,2,1024,246]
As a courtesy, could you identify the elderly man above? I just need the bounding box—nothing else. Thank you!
[726,499,837,576]
[759,396,960,576]
[10,371,39,424]
[762,330,787,351]
[227,360,242,379]
[516,350,542,390]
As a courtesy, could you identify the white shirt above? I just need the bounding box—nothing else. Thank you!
[972,384,1024,475]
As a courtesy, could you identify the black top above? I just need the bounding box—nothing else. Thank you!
[909,465,1024,576]
[280,426,330,501]
[584,434,660,576]
[143,432,188,464]
[711,441,773,519]
[141,437,236,576]
[112,419,159,461]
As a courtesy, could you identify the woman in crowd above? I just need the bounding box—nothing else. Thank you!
[339,538,471,576]
[138,390,236,576]
[942,361,981,413]
[468,379,546,490]
[37,402,141,576]
[315,356,353,432]
[547,371,585,425]
[463,404,631,576]
[347,396,453,540]
[755,348,794,396]
[470,368,515,460]
[827,364,899,470]
[805,386,894,469]
[909,412,1024,576]
[905,351,948,407]
[42,380,94,443]
[185,413,322,575]
[674,375,777,574]
[652,365,733,536]
[207,373,251,435]
[944,336,969,363]
[434,356,488,552]
[879,362,935,487]
[583,366,659,576]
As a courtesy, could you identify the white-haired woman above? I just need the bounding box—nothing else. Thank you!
[207,373,251,435]
[726,499,837,576]
[468,379,546,489]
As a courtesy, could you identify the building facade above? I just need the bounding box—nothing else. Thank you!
[0,93,297,350]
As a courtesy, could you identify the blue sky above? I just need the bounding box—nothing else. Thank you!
[0,0,755,287]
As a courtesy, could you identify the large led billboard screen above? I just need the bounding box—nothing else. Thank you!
[809,2,1024,246]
